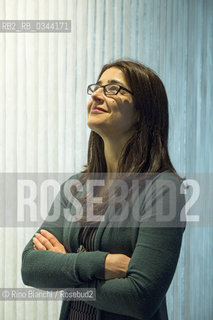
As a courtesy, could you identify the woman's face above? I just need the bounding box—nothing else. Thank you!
[87,67,139,141]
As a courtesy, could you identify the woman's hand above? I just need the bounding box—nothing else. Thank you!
[105,253,131,280]
[33,229,66,254]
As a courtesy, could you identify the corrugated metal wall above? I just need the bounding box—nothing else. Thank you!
[0,0,212,319]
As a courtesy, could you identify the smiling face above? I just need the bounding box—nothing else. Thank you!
[87,67,139,141]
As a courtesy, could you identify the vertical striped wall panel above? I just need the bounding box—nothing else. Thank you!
[0,0,212,319]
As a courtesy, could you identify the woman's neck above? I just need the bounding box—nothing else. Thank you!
[103,136,129,173]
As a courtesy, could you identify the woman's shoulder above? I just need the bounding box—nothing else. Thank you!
[146,169,185,189]
[58,172,85,203]
[140,170,186,229]
[61,172,84,187]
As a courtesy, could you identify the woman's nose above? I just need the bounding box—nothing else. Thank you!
[91,87,104,100]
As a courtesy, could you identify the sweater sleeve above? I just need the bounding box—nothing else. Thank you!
[84,174,186,319]
[21,176,109,289]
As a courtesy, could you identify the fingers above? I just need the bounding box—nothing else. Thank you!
[33,236,47,250]
[40,229,59,247]
[32,229,65,253]
[33,233,53,250]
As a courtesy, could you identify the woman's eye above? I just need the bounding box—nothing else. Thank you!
[108,85,118,91]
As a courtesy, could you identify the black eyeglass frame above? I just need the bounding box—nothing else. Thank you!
[87,83,134,96]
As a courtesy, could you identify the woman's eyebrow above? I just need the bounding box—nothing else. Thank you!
[96,80,125,86]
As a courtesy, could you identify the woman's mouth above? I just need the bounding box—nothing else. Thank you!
[91,106,108,113]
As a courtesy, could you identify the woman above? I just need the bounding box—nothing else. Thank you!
[21,60,186,319]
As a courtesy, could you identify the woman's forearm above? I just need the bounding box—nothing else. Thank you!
[22,238,109,289]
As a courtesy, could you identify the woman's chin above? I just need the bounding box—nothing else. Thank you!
[87,120,106,132]
[87,124,112,140]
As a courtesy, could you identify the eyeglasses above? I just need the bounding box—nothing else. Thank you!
[87,83,134,96]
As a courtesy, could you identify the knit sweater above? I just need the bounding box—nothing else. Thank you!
[21,171,186,320]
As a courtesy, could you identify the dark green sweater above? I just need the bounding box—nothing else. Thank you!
[21,171,186,319]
